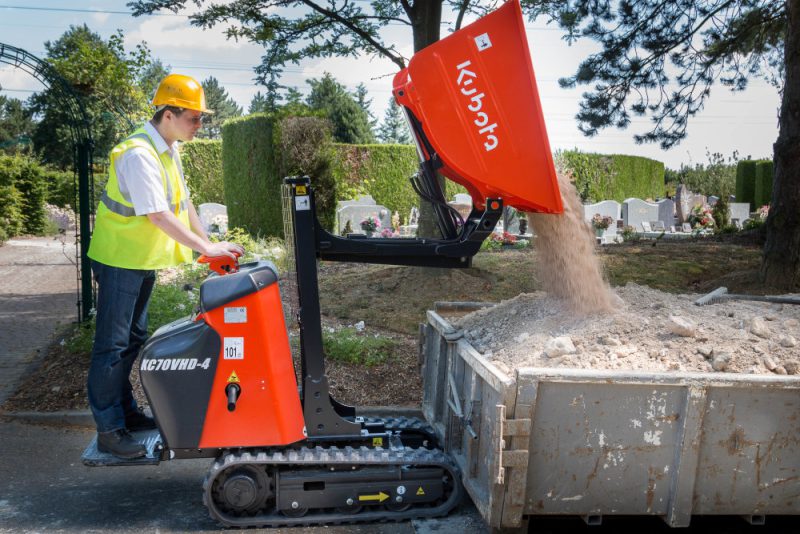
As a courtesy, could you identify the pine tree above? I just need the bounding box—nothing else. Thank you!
[248,91,269,114]
[198,76,243,139]
[377,97,411,144]
[306,73,374,144]
[354,83,377,133]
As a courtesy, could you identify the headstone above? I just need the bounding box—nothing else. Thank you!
[729,202,750,225]
[197,203,228,235]
[708,195,720,206]
[622,198,659,232]
[641,221,653,232]
[336,198,392,235]
[449,193,473,221]
[408,206,419,226]
[651,221,666,232]
[583,200,621,241]
[656,198,675,227]
[681,222,692,233]
[337,195,376,208]
[675,185,703,223]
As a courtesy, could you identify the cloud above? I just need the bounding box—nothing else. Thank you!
[0,65,46,93]
[124,15,250,54]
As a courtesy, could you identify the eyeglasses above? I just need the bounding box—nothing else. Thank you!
[183,114,204,125]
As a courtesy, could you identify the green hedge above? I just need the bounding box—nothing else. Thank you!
[181,139,224,205]
[557,150,665,202]
[0,154,48,237]
[221,114,280,237]
[735,160,758,210]
[754,160,774,209]
[332,144,465,226]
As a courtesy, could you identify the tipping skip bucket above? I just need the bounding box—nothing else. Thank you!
[393,0,562,214]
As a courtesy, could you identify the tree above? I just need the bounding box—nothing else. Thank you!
[198,77,243,139]
[128,0,511,237]
[354,83,378,133]
[0,95,35,152]
[138,59,171,103]
[306,73,374,144]
[29,25,154,168]
[248,91,270,114]
[530,0,796,288]
[377,97,412,144]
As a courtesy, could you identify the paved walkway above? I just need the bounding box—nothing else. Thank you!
[0,236,78,405]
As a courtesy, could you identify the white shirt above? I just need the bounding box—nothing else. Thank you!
[115,122,186,216]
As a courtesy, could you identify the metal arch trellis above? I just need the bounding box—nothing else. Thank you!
[0,42,95,322]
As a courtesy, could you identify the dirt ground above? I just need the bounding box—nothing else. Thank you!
[3,236,780,413]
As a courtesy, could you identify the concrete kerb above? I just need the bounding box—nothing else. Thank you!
[2,405,425,428]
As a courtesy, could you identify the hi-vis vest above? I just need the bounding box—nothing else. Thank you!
[88,127,192,270]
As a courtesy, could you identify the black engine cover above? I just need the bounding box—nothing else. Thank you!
[140,316,220,449]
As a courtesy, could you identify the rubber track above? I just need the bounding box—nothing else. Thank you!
[203,420,461,528]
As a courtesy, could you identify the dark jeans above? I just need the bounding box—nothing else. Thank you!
[87,260,156,433]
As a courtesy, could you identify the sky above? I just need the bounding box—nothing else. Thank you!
[0,1,782,169]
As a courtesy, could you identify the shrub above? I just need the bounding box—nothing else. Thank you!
[711,197,730,230]
[42,167,75,208]
[735,160,758,210]
[0,154,47,237]
[555,149,664,202]
[275,116,336,230]
[754,160,774,209]
[332,144,466,226]
[181,139,224,205]
[221,114,280,237]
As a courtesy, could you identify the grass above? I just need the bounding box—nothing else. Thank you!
[322,327,398,366]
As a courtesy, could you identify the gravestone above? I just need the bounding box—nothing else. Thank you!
[583,200,621,241]
[656,198,675,228]
[729,203,750,225]
[622,198,659,232]
[708,195,720,206]
[336,198,392,235]
[449,193,473,221]
[197,203,228,235]
[675,185,707,223]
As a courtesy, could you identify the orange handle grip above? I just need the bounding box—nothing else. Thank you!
[198,251,241,275]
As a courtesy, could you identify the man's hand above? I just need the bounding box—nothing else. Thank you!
[202,241,245,260]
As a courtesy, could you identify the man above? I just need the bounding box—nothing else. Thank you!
[87,74,244,459]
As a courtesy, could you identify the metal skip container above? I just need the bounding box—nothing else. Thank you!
[420,307,800,530]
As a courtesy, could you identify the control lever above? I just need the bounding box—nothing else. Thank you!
[226,383,241,412]
[198,251,242,275]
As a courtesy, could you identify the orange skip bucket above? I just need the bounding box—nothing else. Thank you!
[393,0,563,214]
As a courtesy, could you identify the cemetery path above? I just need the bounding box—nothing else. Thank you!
[0,235,77,407]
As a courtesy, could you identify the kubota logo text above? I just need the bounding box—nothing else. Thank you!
[456,60,498,152]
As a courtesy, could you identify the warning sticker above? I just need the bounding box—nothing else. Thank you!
[227,370,240,383]
[416,486,425,496]
[474,33,492,51]
[295,196,310,211]
[224,307,247,323]
[224,337,244,360]
[296,185,307,195]
[372,437,383,447]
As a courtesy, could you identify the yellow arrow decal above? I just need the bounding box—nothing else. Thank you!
[358,492,389,503]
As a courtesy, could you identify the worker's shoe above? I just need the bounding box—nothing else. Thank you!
[97,429,146,459]
[125,408,157,432]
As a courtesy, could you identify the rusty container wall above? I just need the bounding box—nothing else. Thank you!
[421,309,800,529]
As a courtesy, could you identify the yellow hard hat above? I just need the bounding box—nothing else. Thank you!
[152,73,214,114]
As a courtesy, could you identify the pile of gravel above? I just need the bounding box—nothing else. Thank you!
[455,284,800,377]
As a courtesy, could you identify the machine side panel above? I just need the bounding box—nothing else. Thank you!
[199,283,306,447]
[140,317,221,449]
